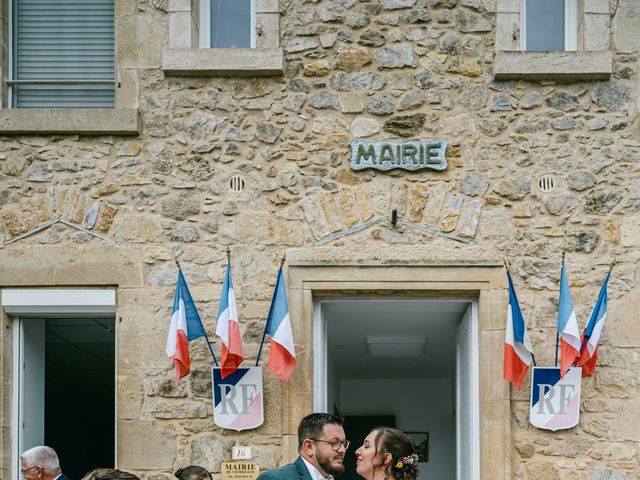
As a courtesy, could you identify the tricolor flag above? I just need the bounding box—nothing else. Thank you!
[264,267,296,382]
[576,271,610,377]
[166,269,207,382]
[216,261,244,379]
[558,261,581,378]
[504,270,535,389]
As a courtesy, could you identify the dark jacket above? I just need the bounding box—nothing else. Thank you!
[257,457,314,480]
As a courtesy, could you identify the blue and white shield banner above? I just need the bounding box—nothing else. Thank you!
[530,367,582,431]
[212,367,264,431]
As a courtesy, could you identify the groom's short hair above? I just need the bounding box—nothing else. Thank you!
[297,413,344,451]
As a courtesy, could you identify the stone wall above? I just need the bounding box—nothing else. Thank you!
[1,0,640,479]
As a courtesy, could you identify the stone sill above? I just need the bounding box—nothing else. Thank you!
[0,108,139,135]
[163,48,285,77]
[494,50,612,80]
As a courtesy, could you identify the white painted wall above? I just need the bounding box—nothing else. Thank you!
[327,353,340,414]
[339,378,455,480]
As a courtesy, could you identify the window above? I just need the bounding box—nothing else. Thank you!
[200,0,255,48]
[522,0,577,51]
[163,0,284,76]
[9,0,115,108]
[494,0,612,80]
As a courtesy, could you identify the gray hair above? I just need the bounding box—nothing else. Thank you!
[20,446,61,474]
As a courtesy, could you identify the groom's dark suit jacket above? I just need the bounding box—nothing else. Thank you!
[257,457,314,480]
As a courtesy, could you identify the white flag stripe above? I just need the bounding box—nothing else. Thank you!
[562,311,581,350]
[272,313,295,355]
[217,286,237,344]
[166,298,186,356]
[587,311,606,355]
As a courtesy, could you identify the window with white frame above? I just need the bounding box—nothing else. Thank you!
[199,0,255,48]
[9,0,115,108]
[522,0,577,51]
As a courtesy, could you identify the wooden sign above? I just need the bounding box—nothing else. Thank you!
[221,462,259,480]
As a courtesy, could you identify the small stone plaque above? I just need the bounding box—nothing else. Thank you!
[350,139,448,172]
[221,462,259,480]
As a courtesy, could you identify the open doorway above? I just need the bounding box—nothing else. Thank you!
[15,317,115,480]
[314,298,478,480]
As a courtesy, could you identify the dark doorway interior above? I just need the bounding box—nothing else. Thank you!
[44,318,115,480]
[342,415,396,480]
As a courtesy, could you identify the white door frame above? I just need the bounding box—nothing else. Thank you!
[2,289,116,480]
[312,297,480,480]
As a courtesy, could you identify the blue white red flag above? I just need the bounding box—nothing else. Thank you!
[216,261,244,379]
[576,271,610,376]
[557,261,580,378]
[265,267,296,382]
[166,270,207,382]
[504,270,535,389]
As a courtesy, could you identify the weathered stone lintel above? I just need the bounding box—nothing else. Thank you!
[162,48,285,77]
[494,50,612,80]
[0,108,139,135]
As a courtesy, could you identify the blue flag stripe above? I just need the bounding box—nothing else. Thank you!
[266,268,288,336]
[583,271,610,339]
[507,271,526,343]
[176,270,206,341]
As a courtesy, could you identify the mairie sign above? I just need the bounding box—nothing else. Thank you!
[212,367,264,431]
[530,367,581,431]
[350,139,448,172]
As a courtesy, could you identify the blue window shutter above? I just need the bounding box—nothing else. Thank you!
[14,0,115,108]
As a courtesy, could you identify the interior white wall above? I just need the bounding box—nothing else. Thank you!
[327,353,339,414]
[339,378,455,480]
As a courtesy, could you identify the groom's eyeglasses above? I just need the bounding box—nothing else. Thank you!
[311,438,351,451]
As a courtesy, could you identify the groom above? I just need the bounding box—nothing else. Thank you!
[258,413,349,480]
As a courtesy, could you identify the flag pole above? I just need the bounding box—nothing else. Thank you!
[504,258,537,367]
[174,258,219,367]
[577,259,615,357]
[554,251,565,368]
[256,254,286,367]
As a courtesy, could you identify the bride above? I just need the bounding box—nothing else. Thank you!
[355,427,420,480]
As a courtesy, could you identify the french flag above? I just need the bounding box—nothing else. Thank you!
[265,267,297,382]
[558,261,581,378]
[576,271,610,377]
[166,270,207,382]
[216,261,244,379]
[503,270,535,389]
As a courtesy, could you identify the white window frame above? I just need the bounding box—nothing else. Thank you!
[521,0,578,51]
[199,0,256,49]
[2,289,117,480]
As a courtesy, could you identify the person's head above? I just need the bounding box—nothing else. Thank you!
[174,466,212,480]
[20,446,61,480]
[298,413,348,477]
[355,427,419,480]
[82,469,141,480]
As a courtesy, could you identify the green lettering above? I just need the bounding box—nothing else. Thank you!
[403,145,418,165]
[380,144,395,164]
[356,144,376,164]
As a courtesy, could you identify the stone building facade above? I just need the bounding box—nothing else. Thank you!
[0,0,639,479]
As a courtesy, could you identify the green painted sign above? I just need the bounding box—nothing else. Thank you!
[350,139,447,171]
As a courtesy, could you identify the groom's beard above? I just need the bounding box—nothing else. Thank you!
[317,450,345,476]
